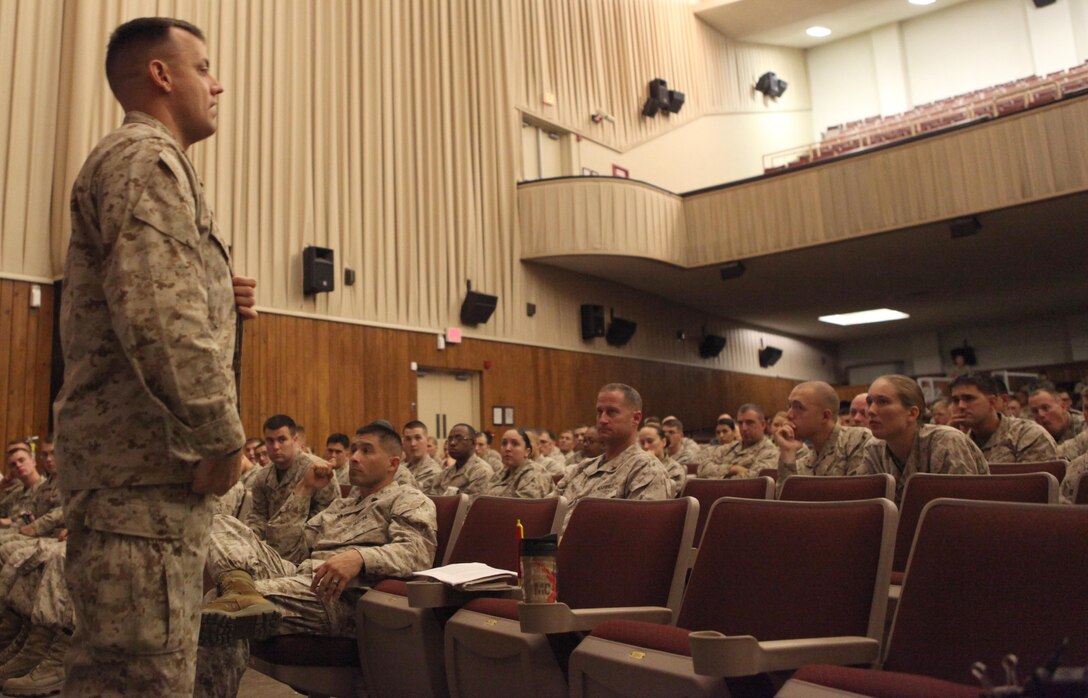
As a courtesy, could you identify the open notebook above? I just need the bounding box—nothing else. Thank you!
[414,562,520,591]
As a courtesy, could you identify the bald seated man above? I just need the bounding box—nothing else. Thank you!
[776,381,872,480]
[846,393,869,428]
[556,384,669,529]
[697,404,778,479]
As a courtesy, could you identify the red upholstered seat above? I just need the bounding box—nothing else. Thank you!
[680,477,772,546]
[789,664,978,698]
[988,460,1066,483]
[372,578,408,596]
[250,635,359,667]
[892,473,1055,578]
[1077,471,1088,504]
[591,619,691,657]
[461,597,520,621]
[447,495,560,569]
[430,494,467,567]
[779,473,894,502]
[757,468,778,482]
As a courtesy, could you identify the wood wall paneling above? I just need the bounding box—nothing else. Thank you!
[0,279,54,442]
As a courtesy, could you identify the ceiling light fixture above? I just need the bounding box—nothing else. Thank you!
[819,308,910,326]
[806,26,832,37]
[909,0,937,6]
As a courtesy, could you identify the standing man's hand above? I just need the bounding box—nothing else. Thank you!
[192,450,243,495]
[232,275,258,319]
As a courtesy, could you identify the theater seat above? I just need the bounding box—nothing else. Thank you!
[572,497,897,698]
[987,460,1066,483]
[357,495,566,698]
[1076,470,1088,504]
[444,497,697,698]
[889,472,1057,586]
[778,473,895,502]
[247,494,468,697]
[680,476,773,550]
[781,665,977,697]
[780,499,1088,694]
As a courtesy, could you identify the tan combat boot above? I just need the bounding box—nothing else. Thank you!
[2,630,67,696]
[199,570,281,646]
[0,625,54,681]
[0,625,31,667]
[0,609,25,649]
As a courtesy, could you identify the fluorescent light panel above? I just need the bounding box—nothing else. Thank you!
[806,26,832,37]
[909,0,936,5]
[819,308,910,326]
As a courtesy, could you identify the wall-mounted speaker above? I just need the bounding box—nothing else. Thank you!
[759,346,783,368]
[580,304,605,340]
[460,290,498,325]
[606,318,637,347]
[755,72,788,98]
[699,334,727,358]
[1032,0,1056,7]
[666,90,685,113]
[303,246,335,294]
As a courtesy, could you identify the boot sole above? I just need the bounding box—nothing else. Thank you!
[199,605,281,647]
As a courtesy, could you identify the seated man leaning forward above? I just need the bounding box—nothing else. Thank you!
[776,381,872,480]
[196,420,436,653]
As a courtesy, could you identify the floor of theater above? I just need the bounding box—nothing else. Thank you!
[237,668,305,697]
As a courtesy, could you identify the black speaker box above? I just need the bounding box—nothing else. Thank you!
[606,318,637,347]
[303,246,335,294]
[699,334,726,358]
[460,291,498,325]
[666,90,685,113]
[1032,0,1056,7]
[759,346,783,368]
[580,304,605,340]
[649,78,669,102]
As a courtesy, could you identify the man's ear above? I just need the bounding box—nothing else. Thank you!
[148,58,172,92]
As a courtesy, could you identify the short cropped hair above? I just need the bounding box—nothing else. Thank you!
[449,423,478,440]
[402,420,428,434]
[950,374,999,396]
[263,414,297,435]
[737,403,766,420]
[662,417,684,431]
[105,17,205,99]
[326,433,350,449]
[355,421,403,457]
[599,383,642,410]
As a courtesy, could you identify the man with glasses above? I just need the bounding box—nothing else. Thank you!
[436,425,492,498]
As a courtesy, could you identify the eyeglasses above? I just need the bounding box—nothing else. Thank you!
[446,434,472,443]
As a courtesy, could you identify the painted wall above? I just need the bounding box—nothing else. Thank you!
[574,110,814,193]
[805,0,1088,137]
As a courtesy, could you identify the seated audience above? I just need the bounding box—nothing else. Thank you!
[425,435,439,460]
[856,375,989,501]
[484,429,556,498]
[1029,385,1086,445]
[776,381,871,479]
[846,393,870,428]
[556,430,575,461]
[948,375,1056,464]
[930,399,952,426]
[436,424,493,497]
[708,414,736,445]
[402,420,444,495]
[534,429,566,474]
[661,418,701,467]
[638,424,684,497]
[474,431,503,472]
[697,404,778,479]
[195,421,437,696]
[244,415,339,559]
[556,384,669,528]
[324,432,350,484]
[243,438,262,466]
[769,410,789,436]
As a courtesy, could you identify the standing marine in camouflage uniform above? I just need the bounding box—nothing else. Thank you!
[776,381,872,481]
[55,17,254,695]
[697,404,780,479]
[557,384,670,529]
[194,422,437,696]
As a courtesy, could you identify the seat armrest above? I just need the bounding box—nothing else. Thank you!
[405,580,523,609]
[689,631,880,677]
[517,602,672,633]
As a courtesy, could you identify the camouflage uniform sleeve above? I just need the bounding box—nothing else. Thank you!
[309,472,342,518]
[100,149,244,459]
[851,445,879,476]
[28,506,65,536]
[459,462,493,497]
[1057,428,1088,461]
[415,463,442,495]
[840,431,873,477]
[514,467,556,499]
[1060,452,1088,504]
[625,458,670,501]
[395,465,419,489]
[935,431,990,475]
[1016,423,1058,463]
[243,478,269,536]
[264,492,318,562]
[352,491,437,578]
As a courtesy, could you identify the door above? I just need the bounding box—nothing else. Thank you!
[416,370,480,438]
